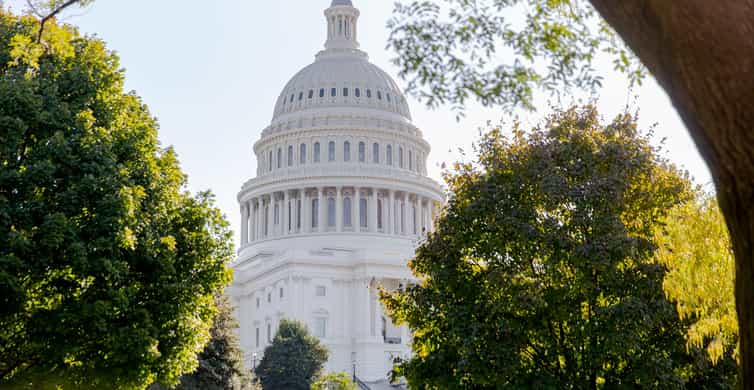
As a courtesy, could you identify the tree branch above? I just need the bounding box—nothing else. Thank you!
[36,0,81,43]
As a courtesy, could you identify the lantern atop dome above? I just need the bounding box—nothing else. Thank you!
[324,0,360,50]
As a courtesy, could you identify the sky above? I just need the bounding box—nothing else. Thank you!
[5,0,713,248]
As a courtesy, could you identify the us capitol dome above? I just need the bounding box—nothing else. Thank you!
[229,0,443,384]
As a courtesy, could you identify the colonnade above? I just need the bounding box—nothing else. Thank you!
[240,186,438,246]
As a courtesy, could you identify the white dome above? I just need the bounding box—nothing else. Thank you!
[272,52,411,121]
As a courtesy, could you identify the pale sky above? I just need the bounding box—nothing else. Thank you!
[5,0,713,248]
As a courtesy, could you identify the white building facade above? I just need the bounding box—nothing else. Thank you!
[230,0,443,383]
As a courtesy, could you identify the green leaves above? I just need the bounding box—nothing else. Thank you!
[0,9,233,389]
[255,319,329,390]
[382,106,734,388]
[654,197,738,365]
[387,0,645,115]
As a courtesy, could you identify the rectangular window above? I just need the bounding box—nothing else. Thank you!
[280,287,284,299]
[331,88,337,97]
[256,327,260,347]
[373,143,380,163]
[256,297,260,308]
[267,323,272,343]
[319,88,325,98]
[344,142,351,161]
[315,286,327,297]
[360,198,368,228]
[314,318,327,338]
[343,197,352,227]
[328,198,336,227]
[312,199,319,228]
[297,199,302,229]
[343,88,349,97]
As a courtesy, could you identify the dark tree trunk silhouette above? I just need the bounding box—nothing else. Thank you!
[587,1,754,388]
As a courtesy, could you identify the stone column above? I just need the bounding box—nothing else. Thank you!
[429,198,436,233]
[266,195,272,238]
[388,190,395,235]
[370,188,378,233]
[283,190,290,236]
[302,188,310,234]
[318,187,326,233]
[336,186,343,232]
[354,186,361,233]
[401,192,408,235]
[241,204,249,246]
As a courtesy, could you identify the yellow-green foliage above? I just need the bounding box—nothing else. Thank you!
[655,196,738,364]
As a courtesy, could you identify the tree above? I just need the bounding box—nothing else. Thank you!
[382,106,737,388]
[311,373,358,390]
[655,195,739,365]
[255,319,329,390]
[151,295,252,390]
[387,2,754,385]
[0,10,232,389]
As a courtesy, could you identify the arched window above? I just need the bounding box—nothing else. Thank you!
[386,145,393,166]
[377,199,383,229]
[298,92,303,101]
[268,151,273,171]
[355,88,361,97]
[373,143,380,164]
[287,145,293,166]
[328,141,336,161]
[277,148,282,169]
[358,142,365,162]
[319,88,325,98]
[398,147,404,168]
[331,88,337,97]
[344,141,351,161]
[359,198,368,228]
[327,197,336,227]
[366,89,372,98]
[343,197,352,227]
[377,91,382,100]
[386,93,391,102]
[312,198,319,228]
[314,142,321,163]
[300,143,307,164]
[290,94,294,103]
[409,150,414,171]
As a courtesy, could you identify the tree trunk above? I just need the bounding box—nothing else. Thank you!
[586,1,754,388]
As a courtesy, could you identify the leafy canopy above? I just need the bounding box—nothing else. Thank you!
[311,372,357,390]
[151,295,253,390]
[655,196,738,364]
[382,106,736,388]
[388,0,643,115]
[0,9,232,389]
[255,319,328,390]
